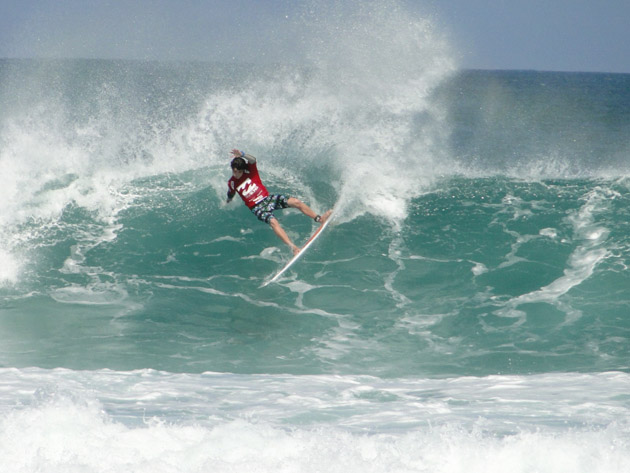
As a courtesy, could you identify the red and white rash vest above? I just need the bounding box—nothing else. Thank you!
[227,162,269,209]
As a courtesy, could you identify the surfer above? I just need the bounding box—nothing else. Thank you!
[226,149,331,255]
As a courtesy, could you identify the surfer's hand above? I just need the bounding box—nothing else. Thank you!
[231,149,244,158]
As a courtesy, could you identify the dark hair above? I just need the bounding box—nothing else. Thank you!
[231,157,247,170]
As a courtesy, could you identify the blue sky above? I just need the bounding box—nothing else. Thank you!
[1,0,628,73]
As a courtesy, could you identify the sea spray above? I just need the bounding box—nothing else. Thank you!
[294,1,457,225]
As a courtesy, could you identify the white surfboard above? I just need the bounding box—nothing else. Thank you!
[260,212,333,287]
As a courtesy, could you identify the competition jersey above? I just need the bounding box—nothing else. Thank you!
[227,162,269,209]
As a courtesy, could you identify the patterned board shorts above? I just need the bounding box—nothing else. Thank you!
[251,194,291,224]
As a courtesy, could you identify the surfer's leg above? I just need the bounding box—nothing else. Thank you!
[287,197,320,220]
[269,217,300,255]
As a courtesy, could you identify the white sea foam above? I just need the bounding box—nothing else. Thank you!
[539,227,558,238]
[1,369,629,473]
[2,409,628,473]
[0,249,20,285]
[471,262,489,275]
[50,283,129,306]
[497,186,613,323]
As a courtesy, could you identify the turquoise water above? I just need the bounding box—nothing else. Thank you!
[1,11,630,472]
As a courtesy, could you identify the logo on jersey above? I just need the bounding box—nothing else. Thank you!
[237,178,259,198]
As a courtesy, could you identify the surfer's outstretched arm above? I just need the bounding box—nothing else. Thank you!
[231,149,256,164]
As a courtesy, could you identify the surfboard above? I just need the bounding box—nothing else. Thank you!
[260,212,333,287]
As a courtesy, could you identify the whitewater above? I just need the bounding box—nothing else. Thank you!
[1,2,630,472]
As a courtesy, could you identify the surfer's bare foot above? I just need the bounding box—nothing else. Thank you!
[320,210,332,224]
[291,245,300,256]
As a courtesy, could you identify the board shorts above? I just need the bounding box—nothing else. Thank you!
[251,194,291,224]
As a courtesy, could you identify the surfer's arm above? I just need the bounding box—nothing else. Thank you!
[226,180,236,203]
[231,148,256,164]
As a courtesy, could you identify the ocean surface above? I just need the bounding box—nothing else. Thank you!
[1,13,630,472]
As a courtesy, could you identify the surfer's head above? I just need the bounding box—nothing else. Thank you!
[231,157,247,172]
[231,157,247,178]
[231,157,247,171]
